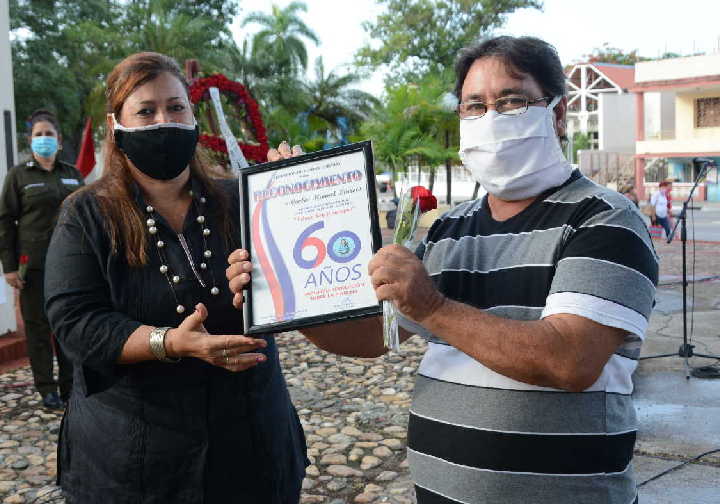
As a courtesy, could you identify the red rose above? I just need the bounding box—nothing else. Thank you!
[410,186,437,213]
[19,255,29,265]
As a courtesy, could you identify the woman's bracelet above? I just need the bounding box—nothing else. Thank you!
[149,327,181,363]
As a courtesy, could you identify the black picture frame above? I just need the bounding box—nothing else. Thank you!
[239,141,383,335]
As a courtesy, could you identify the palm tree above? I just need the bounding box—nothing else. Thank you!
[242,2,319,75]
[303,57,379,125]
[78,0,242,139]
[126,0,238,71]
[404,73,459,198]
[362,77,458,194]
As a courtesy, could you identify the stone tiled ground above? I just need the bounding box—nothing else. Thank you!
[0,333,427,503]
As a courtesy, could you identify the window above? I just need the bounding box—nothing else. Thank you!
[589,131,599,150]
[696,97,720,127]
[706,166,718,184]
[644,158,669,183]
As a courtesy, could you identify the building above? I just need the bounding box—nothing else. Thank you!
[0,0,18,334]
[632,54,720,201]
[566,62,636,154]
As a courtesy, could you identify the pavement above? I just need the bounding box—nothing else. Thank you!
[0,217,717,503]
[632,235,720,503]
[664,201,720,242]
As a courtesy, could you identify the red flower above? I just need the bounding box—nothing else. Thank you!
[19,255,29,265]
[410,186,437,213]
[189,73,269,163]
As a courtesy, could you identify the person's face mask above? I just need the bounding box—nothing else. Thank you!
[112,114,199,181]
[31,136,58,158]
[459,95,572,201]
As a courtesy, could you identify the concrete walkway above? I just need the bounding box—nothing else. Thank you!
[634,280,720,503]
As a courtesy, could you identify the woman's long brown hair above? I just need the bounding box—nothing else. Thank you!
[82,52,233,266]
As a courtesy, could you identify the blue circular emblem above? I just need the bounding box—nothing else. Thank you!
[328,231,361,263]
[332,236,355,258]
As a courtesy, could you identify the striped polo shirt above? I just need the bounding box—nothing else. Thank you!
[399,171,658,504]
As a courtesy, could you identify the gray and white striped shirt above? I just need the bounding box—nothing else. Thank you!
[400,171,657,504]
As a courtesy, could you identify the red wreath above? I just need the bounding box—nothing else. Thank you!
[189,73,269,163]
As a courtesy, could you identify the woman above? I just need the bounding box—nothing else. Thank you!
[0,109,80,409]
[44,52,307,503]
[619,183,639,208]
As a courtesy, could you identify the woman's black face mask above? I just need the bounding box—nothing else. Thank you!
[113,116,199,180]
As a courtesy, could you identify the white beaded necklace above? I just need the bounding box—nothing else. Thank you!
[144,189,220,314]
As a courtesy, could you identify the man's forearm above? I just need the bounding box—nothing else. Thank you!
[420,298,622,392]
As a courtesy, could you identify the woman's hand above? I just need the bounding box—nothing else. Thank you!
[165,303,267,372]
[4,272,24,290]
[267,140,303,162]
[226,249,252,310]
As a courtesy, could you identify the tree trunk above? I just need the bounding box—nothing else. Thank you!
[445,129,452,205]
[390,164,398,198]
[472,181,481,200]
[428,166,436,193]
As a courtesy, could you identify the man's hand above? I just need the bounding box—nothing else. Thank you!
[368,244,445,324]
[4,271,24,290]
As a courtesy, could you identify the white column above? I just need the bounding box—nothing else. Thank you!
[0,0,18,333]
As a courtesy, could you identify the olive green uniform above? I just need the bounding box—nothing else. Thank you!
[0,159,84,400]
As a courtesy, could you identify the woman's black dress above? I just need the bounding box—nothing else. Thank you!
[45,178,307,503]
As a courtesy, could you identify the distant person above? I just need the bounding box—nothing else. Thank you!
[44,52,306,503]
[0,109,81,410]
[664,177,675,229]
[619,183,639,207]
[651,180,673,238]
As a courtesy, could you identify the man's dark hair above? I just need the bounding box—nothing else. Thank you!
[454,36,566,99]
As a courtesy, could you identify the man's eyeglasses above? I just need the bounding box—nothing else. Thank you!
[457,95,550,120]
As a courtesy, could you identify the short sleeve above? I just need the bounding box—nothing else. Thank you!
[45,198,143,395]
[542,207,658,339]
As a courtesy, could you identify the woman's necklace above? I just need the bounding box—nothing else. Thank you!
[144,189,219,314]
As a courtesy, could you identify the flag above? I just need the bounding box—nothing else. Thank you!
[75,117,96,178]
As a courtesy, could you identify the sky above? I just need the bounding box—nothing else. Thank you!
[231,0,720,96]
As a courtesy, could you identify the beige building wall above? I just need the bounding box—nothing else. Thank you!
[675,88,720,141]
[637,86,720,154]
[635,53,720,83]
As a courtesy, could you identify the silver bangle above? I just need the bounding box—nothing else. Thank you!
[149,327,180,363]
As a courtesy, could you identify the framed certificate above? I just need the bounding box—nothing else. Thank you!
[240,141,383,334]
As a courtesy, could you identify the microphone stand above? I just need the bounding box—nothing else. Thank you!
[639,159,720,379]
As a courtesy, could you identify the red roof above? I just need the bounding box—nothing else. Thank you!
[590,63,636,90]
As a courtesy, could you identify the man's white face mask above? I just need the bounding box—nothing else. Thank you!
[459,95,572,201]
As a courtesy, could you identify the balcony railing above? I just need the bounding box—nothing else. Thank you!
[644,129,676,140]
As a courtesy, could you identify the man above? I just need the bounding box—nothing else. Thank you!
[228,36,657,504]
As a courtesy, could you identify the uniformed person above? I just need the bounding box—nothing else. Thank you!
[0,109,83,409]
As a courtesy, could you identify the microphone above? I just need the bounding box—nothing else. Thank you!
[693,157,717,165]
